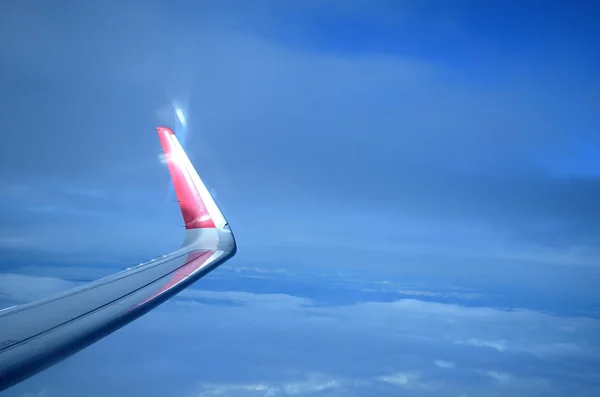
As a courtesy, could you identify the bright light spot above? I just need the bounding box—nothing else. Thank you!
[175,107,187,127]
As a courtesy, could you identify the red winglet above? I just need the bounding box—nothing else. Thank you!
[157,127,216,229]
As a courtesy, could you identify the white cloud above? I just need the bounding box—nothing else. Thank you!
[192,382,277,397]
[0,273,80,305]
[434,360,456,369]
[2,273,598,397]
[532,342,582,356]
[190,373,347,397]
[2,273,598,363]
[393,287,483,300]
[455,338,508,352]
[485,371,513,383]
[478,370,554,393]
[191,371,443,397]
[177,289,312,310]
[378,372,430,390]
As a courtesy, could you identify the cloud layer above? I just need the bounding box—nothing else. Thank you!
[2,270,599,397]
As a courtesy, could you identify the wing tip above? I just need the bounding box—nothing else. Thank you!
[157,126,175,136]
[156,125,229,233]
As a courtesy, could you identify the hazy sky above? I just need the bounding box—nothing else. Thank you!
[0,1,599,396]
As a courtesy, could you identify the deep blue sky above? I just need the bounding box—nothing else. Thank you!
[0,1,599,396]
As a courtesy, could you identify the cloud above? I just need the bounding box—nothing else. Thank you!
[191,373,348,397]
[434,360,456,369]
[178,289,312,310]
[377,372,436,391]
[191,371,440,397]
[480,370,554,394]
[187,368,559,397]
[485,370,513,383]
[0,273,79,305]
[2,270,599,397]
[395,288,483,300]
[455,339,508,353]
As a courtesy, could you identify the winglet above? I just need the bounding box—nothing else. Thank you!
[157,127,229,231]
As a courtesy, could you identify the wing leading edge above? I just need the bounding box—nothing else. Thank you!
[0,127,237,392]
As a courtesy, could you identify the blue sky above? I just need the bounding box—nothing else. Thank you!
[0,1,599,396]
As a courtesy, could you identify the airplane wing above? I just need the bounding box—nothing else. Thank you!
[0,126,237,392]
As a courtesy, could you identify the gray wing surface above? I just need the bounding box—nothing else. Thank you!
[0,127,237,392]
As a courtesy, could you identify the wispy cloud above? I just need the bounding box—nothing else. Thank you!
[434,360,456,369]
[191,373,348,397]
[455,339,509,353]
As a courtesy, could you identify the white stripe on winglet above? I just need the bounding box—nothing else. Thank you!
[168,134,228,230]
